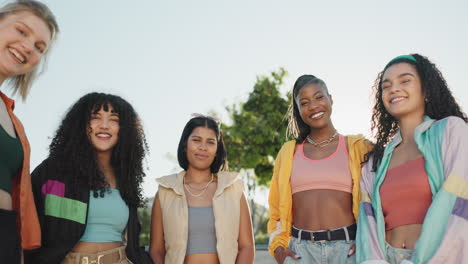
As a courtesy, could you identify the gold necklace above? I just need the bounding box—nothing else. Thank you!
[183,173,214,197]
[306,132,338,148]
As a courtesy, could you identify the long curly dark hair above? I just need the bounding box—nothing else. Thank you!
[369,53,467,171]
[287,74,329,143]
[48,92,148,208]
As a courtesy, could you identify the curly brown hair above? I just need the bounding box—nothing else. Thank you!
[48,93,148,207]
[368,53,467,171]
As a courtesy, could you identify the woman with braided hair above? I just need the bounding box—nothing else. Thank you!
[356,54,468,264]
[268,75,372,264]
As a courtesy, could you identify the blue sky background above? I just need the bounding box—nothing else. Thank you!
[1,0,467,201]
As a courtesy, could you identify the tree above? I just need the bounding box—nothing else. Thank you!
[222,68,290,185]
[222,68,290,238]
[138,203,152,246]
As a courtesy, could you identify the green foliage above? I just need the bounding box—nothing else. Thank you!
[254,233,270,245]
[222,68,290,185]
[138,206,151,246]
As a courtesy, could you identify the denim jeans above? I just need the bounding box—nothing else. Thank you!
[385,242,413,264]
[284,237,355,264]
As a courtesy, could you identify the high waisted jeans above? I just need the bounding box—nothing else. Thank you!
[385,242,413,264]
[284,236,355,264]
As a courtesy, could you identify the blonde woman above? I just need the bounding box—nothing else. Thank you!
[0,1,58,263]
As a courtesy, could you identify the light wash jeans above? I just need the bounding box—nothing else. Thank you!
[385,242,413,264]
[284,237,355,264]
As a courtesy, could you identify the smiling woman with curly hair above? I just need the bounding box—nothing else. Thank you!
[356,54,468,264]
[24,93,151,264]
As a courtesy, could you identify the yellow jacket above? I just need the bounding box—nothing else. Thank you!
[267,135,372,256]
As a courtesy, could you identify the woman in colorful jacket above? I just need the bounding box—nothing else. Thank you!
[356,54,468,264]
[268,75,373,264]
[24,93,151,264]
[149,115,255,264]
[0,1,58,263]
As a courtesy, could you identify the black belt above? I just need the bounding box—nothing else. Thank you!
[291,223,357,241]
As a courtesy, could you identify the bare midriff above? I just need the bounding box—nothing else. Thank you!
[386,224,422,249]
[72,241,124,254]
[184,253,219,264]
[293,189,354,230]
[0,189,12,210]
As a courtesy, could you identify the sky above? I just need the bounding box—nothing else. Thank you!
[2,0,467,202]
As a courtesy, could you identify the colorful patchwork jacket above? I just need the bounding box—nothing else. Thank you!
[24,158,151,264]
[356,116,468,264]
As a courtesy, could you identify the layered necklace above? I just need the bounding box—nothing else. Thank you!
[306,131,338,148]
[183,173,214,197]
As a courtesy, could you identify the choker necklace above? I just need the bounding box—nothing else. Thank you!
[306,132,338,148]
[183,173,214,197]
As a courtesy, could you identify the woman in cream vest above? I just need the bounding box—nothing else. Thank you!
[149,115,255,264]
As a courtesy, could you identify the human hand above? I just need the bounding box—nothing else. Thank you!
[274,246,301,264]
[348,243,356,256]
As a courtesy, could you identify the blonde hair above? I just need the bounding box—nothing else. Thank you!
[0,0,59,100]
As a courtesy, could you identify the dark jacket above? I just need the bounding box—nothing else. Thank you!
[24,158,152,264]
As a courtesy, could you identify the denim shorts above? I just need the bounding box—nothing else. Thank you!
[385,242,413,264]
[284,236,355,264]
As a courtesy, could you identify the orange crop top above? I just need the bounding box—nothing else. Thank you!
[380,157,432,231]
[290,135,352,194]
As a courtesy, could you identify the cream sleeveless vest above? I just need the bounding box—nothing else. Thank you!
[156,171,244,264]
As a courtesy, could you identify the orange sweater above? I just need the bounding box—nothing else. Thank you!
[1,91,41,250]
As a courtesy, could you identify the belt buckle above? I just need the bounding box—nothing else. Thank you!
[326,229,332,241]
[310,231,315,241]
[85,255,103,264]
[90,255,104,264]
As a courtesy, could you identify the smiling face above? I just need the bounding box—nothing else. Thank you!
[381,63,425,120]
[296,83,333,130]
[0,11,51,81]
[186,126,218,171]
[88,106,120,155]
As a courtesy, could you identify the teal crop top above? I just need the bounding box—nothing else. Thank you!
[0,124,23,194]
[80,188,129,242]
